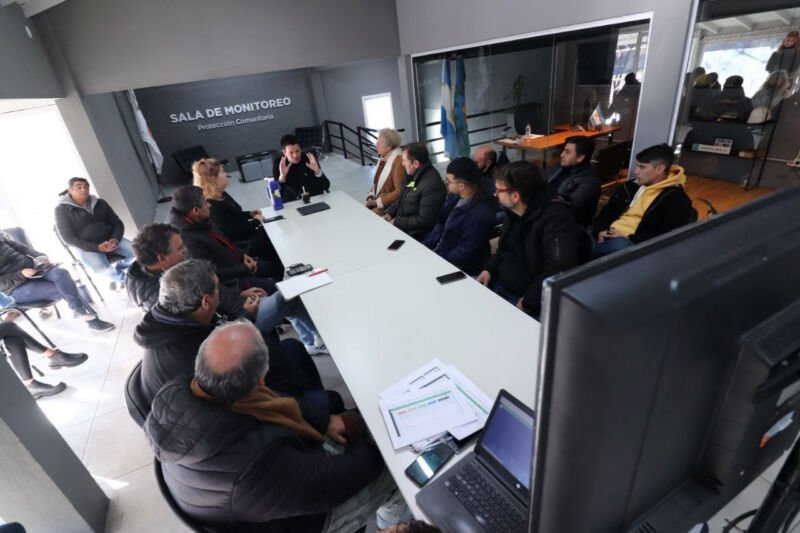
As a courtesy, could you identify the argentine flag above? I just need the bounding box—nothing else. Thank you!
[440,58,457,159]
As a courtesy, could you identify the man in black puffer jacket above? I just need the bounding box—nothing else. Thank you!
[54,177,134,286]
[135,259,332,408]
[128,224,328,355]
[145,321,389,532]
[477,161,584,318]
[546,136,601,227]
[169,185,279,292]
[384,143,447,240]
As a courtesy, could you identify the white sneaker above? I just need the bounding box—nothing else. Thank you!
[305,343,329,356]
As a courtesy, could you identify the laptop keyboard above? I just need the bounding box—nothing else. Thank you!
[444,462,527,533]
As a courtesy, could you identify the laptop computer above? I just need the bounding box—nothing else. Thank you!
[416,389,535,532]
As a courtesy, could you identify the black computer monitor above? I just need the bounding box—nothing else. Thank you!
[530,187,800,532]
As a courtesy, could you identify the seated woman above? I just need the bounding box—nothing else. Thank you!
[0,321,87,399]
[192,158,282,276]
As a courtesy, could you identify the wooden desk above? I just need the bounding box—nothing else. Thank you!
[496,125,620,155]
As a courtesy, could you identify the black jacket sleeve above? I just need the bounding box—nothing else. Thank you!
[591,181,637,238]
[99,200,125,242]
[211,194,261,243]
[55,205,97,251]
[234,437,384,522]
[395,178,447,235]
[629,188,694,243]
[522,206,581,317]
[183,238,250,282]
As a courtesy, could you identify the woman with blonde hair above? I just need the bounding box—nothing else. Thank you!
[192,158,276,263]
[365,128,405,216]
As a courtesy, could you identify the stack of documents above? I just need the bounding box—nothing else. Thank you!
[379,359,492,450]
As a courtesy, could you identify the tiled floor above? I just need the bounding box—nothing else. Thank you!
[14,153,793,532]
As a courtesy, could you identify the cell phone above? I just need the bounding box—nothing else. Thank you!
[286,263,313,276]
[388,239,405,251]
[405,440,456,487]
[436,271,467,285]
[263,215,284,223]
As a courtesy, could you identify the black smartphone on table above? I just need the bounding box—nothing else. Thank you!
[388,239,405,251]
[405,440,456,487]
[436,271,467,285]
[263,215,284,223]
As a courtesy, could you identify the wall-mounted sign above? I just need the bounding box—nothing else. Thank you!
[169,97,292,129]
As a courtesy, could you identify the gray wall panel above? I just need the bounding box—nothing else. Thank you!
[0,4,62,98]
[134,69,319,185]
[38,0,401,95]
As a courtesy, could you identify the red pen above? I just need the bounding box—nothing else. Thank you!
[308,268,328,277]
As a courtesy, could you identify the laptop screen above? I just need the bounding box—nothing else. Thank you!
[478,392,536,490]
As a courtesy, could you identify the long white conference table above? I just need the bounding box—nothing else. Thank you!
[261,191,541,519]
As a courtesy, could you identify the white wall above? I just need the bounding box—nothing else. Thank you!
[0,4,61,98]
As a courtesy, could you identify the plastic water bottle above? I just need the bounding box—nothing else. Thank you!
[525,123,532,137]
[268,177,284,211]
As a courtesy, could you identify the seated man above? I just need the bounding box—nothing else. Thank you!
[472,144,499,197]
[477,161,582,318]
[384,143,447,240]
[55,177,134,289]
[546,136,601,227]
[128,223,327,354]
[145,321,397,531]
[274,134,331,201]
[0,230,114,331]
[135,259,327,407]
[423,158,497,276]
[170,185,278,291]
[592,143,694,258]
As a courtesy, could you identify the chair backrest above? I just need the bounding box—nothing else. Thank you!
[592,140,632,183]
[125,360,150,428]
[513,102,544,135]
[294,126,324,153]
[154,459,219,533]
[172,146,210,177]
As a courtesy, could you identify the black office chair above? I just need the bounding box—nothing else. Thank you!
[513,102,545,135]
[592,141,632,184]
[294,126,326,160]
[124,360,148,428]
[172,145,210,182]
[154,459,222,533]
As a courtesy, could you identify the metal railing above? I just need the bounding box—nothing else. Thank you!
[324,121,406,166]
[423,106,514,157]
[324,106,513,164]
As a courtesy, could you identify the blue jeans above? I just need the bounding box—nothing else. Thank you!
[493,283,521,306]
[592,236,635,258]
[9,267,87,310]
[77,238,135,282]
[254,292,318,346]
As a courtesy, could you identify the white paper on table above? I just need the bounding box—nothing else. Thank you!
[379,385,477,449]
[444,365,494,440]
[275,271,333,299]
[380,358,448,400]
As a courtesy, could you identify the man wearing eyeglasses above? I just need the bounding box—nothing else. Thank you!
[476,161,582,318]
[422,157,497,275]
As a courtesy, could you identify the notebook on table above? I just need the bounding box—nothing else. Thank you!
[297,202,330,216]
[416,389,535,533]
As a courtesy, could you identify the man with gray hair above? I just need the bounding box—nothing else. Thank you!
[365,128,405,216]
[134,259,331,408]
[145,321,391,531]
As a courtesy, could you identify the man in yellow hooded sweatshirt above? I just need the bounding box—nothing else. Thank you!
[591,143,694,258]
